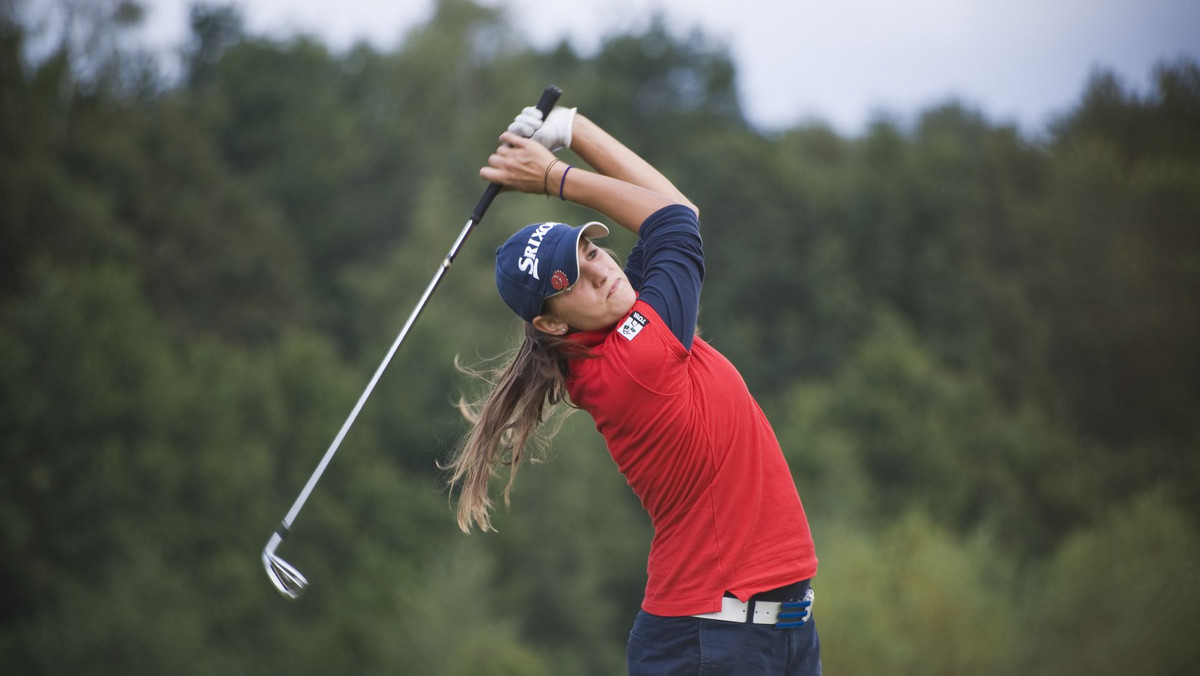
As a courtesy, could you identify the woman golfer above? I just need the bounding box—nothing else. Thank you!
[446,106,821,675]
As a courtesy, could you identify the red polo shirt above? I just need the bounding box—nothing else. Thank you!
[566,301,818,616]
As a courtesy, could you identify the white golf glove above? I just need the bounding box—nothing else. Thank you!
[508,105,576,151]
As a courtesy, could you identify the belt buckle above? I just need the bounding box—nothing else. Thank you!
[774,588,814,630]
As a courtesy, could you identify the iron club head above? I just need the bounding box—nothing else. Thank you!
[262,531,308,599]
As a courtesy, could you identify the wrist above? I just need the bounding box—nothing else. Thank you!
[547,161,571,200]
[558,165,573,200]
[542,159,562,196]
[568,114,597,152]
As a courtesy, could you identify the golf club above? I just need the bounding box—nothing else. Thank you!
[262,85,563,599]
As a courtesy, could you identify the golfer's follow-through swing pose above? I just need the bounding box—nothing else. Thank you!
[446,102,821,674]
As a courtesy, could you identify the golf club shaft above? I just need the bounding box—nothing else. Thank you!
[269,85,562,544]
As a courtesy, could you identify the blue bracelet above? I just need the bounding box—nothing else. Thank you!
[559,165,572,200]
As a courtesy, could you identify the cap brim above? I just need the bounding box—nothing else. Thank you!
[580,221,610,240]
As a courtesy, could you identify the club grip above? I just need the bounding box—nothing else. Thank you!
[534,85,563,118]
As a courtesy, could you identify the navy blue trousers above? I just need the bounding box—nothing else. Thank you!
[626,605,821,675]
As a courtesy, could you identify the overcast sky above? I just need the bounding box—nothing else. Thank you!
[137,0,1200,136]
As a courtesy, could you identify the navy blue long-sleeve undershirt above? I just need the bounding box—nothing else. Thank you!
[623,204,705,350]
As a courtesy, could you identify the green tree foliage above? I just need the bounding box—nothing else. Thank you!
[1032,64,1200,445]
[816,513,1020,675]
[2,1,1198,673]
[1021,491,1200,675]
[774,314,1095,558]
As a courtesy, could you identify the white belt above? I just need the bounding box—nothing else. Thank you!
[692,588,814,628]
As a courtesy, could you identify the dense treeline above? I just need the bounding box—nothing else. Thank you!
[2,1,1198,673]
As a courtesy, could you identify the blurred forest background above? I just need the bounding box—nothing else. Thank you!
[2,0,1199,673]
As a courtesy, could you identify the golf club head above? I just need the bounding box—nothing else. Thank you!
[262,531,308,599]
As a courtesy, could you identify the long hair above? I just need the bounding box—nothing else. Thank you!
[443,322,590,532]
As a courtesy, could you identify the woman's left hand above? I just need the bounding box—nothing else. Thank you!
[480,132,558,195]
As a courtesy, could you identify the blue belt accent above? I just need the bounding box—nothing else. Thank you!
[774,588,815,630]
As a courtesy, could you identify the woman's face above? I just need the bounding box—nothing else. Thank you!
[535,238,636,334]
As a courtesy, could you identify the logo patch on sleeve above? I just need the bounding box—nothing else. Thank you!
[618,311,648,341]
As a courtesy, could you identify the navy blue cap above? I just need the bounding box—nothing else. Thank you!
[495,221,610,322]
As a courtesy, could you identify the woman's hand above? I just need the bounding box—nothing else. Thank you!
[481,125,684,235]
[480,132,558,195]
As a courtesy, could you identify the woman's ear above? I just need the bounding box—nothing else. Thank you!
[531,314,568,335]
